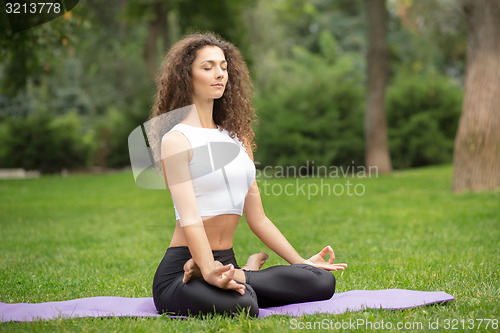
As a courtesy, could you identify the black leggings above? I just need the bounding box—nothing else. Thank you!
[152,246,336,317]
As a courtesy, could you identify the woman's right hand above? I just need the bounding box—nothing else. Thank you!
[203,261,246,295]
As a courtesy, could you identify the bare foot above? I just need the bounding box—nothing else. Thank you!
[182,258,202,283]
[241,252,269,271]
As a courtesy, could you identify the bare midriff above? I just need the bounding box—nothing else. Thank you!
[168,214,241,250]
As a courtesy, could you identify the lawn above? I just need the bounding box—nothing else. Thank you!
[0,165,498,332]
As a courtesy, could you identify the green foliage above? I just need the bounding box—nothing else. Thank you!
[386,0,467,80]
[271,0,366,55]
[0,4,78,97]
[249,0,467,171]
[0,0,469,174]
[255,31,365,171]
[0,111,94,173]
[76,3,154,119]
[0,91,35,119]
[175,0,253,60]
[1,2,152,171]
[93,106,147,169]
[52,58,93,116]
[386,71,463,169]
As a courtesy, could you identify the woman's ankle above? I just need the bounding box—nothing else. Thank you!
[233,269,247,283]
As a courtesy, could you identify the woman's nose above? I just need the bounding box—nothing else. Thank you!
[215,67,224,78]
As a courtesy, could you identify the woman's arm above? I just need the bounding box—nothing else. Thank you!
[243,179,305,264]
[242,141,304,264]
[162,132,245,294]
[242,141,347,271]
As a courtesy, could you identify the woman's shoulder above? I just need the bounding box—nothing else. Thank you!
[162,123,196,142]
[161,128,191,156]
[162,128,188,142]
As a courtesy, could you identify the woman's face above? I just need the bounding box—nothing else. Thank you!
[191,46,228,102]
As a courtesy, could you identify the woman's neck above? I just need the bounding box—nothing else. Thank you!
[192,97,217,128]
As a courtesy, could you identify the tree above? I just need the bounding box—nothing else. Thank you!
[121,0,170,79]
[365,0,392,173]
[122,0,252,79]
[452,0,500,192]
[0,7,76,97]
[144,2,170,79]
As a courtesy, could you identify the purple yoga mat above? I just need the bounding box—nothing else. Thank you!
[1,289,453,322]
[258,289,454,317]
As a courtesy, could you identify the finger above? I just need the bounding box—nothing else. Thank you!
[311,263,348,271]
[318,246,329,258]
[314,264,336,271]
[225,266,235,280]
[328,245,336,264]
[219,264,235,285]
[215,263,233,274]
[228,280,246,295]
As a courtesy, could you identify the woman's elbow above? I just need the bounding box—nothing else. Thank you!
[245,212,268,229]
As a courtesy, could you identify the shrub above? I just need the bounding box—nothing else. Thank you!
[386,71,463,169]
[0,111,94,173]
[254,31,365,172]
[93,105,147,169]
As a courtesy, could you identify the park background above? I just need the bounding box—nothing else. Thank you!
[1,0,499,332]
[1,0,478,176]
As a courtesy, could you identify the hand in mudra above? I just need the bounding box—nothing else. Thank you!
[302,246,348,271]
[183,259,245,295]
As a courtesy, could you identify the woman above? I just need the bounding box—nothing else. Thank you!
[150,32,347,317]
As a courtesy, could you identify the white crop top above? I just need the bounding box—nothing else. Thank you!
[164,123,256,220]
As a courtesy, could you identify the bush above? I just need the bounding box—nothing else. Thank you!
[0,92,35,119]
[93,105,148,169]
[386,71,463,169]
[52,58,93,117]
[0,111,94,173]
[254,31,365,172]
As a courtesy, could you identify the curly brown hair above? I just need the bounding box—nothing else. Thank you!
[149,32,257,150]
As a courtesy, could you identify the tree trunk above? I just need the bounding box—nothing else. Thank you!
[144,2,169,79]
[453,0,500,192]
[365,0,392,174]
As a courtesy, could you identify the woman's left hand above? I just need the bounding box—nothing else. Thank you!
[302,246,348,271]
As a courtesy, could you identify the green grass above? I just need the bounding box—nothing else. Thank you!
[1,165,499,332]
